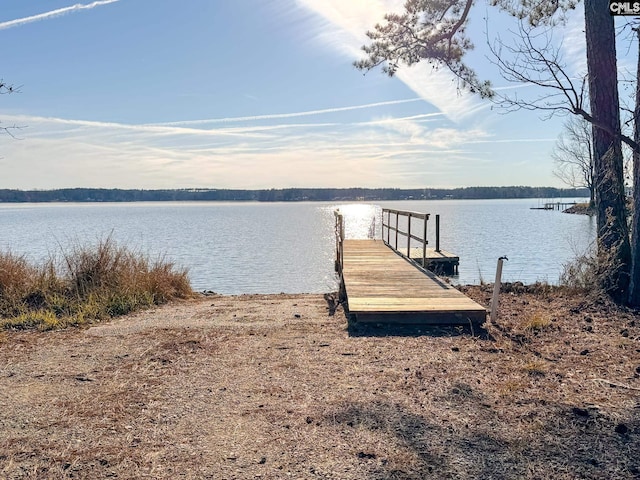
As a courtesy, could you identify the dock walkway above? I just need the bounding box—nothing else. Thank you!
[339,239,486,325]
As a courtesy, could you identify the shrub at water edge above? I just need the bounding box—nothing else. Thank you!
[0,238,193,330]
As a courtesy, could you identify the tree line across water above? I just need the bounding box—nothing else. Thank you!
[0,186,588,203]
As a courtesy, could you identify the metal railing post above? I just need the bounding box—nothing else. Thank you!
[340,215,344,266]
[334,210,345,272]
[407,213,412,257]
[490,256,508,323]
[422,216,427,267]
[435,214,440,253]
[395,211,399,250]
[386,210,390,244]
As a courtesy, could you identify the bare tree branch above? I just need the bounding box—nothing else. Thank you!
[487,23,640,154]
[0,79,24,138]
[489,24,585,113]
[552,116,595,204]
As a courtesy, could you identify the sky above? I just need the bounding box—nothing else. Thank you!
[0,0,632,190]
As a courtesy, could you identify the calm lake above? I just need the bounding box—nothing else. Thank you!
[0,199,595,294]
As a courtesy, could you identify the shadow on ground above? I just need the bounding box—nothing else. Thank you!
[345,319,489,339]
[322,397,640,479]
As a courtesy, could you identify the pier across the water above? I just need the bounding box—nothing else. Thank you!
[335,209,486,325]
[530,201,577,211]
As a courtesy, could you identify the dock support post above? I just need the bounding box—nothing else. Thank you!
[435,215,440,253]
[490,256,508,323]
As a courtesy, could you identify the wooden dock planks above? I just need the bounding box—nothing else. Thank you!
[341,239,486,324]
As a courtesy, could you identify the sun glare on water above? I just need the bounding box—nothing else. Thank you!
[332,204,381,240]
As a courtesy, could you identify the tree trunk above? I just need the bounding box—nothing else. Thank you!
[628,29,640,306]
[588,139,595,208]
[584,0,631,303]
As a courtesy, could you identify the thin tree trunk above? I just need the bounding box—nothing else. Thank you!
[589,138,595,208]
[628,28,640,306]
[584,0,631,302]
[588,170,595,208]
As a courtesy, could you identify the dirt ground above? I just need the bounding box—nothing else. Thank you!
[0,286,639,479]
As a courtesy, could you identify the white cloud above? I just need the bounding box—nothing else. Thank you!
[561,5,587,76]
[0,109,516,189]
[396,67,489,122]
[297,0,403,57]
[0,1,120,31]
[154,98,425,126]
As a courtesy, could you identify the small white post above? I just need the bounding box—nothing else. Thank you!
[490,256,508,323]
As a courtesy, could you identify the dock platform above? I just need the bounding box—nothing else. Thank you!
[339,239,486,325]
[408,247,459,275]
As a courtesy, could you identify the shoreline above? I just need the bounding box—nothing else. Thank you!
[0,187,589,204]
[1,288,638,478]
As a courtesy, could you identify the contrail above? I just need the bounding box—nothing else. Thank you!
[0,0,120,31]
[154,98,425,126]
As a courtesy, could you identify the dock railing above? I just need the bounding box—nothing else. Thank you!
[382,208,433,267]
[334,210,344,273]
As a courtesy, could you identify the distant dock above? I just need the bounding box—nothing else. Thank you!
[530,201,577,211]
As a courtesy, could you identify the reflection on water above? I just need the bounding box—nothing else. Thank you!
[0,199,595,293]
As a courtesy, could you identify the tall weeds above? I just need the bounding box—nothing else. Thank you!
[559,249,599,292]
[559,241,623,300]
[0,237,193,330]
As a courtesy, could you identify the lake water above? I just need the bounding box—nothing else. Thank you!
[0,199,595,294]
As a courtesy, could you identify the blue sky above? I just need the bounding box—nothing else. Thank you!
[0,0,626,189]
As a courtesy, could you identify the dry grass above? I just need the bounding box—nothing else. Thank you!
[523,310,552,332]
[0,287,638,478]
[0,237,193,330]
[0,252,40,315]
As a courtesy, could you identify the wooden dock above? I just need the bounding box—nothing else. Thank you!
[530,201,577,211]
[338,239,486,325]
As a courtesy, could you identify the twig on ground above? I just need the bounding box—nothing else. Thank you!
[592,378,640,391]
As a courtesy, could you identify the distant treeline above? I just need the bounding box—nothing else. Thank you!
[0,186,589,203]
